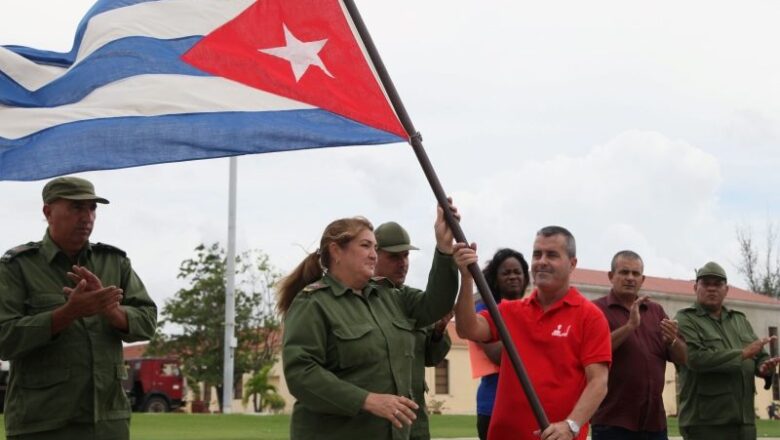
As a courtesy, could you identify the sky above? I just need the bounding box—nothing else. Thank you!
[1,0,779,309]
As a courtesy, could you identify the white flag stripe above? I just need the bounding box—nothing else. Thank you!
[1,0,255,92]
[77,0,255,65]
[0,47,67,91]
[0,74,314,139]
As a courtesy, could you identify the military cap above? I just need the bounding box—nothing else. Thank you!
[375,222,418,253]
[42,176,109,204]
[696,261,727,281]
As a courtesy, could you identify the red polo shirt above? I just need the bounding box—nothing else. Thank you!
[480,287,611,440]
[591,291,674,432]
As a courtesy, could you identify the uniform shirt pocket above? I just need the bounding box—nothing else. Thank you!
[392,319,416,359]
[25,293,66,314]
[696,373,740,423]
[19,368,69,389]
[16,368,73,425]
[701,336,726,351]
[332,324,377,369]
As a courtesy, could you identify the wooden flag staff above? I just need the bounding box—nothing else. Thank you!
[342,0,550,432]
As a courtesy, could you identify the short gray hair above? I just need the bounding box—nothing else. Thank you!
[536,226,576,258]
[610,250,643,272]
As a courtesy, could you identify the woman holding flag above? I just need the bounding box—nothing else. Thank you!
[278,202,474,439]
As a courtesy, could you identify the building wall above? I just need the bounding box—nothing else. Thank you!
[423,339,477,414]
[207,283,780,419]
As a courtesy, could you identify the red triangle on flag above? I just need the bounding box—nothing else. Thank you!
[182,0,407,139]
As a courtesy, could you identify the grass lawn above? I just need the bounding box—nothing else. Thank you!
[2,414,780,438]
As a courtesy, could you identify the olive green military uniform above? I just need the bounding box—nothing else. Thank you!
[395,285,451,440]
[0,232,158,439]
[283,251,458,440]
[675,303,768,440]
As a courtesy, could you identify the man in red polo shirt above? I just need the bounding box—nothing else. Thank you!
[454,226,611,440]
[591,250,687,440]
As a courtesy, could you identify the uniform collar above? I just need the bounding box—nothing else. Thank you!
[40,230,92,264]
[693,301,731,318]
[323,273,375,297]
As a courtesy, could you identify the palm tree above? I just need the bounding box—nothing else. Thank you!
[242,365,277,412]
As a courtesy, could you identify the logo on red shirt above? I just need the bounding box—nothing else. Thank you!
[551,324,571,337]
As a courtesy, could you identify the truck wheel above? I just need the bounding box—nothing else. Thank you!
[143,396,170,413]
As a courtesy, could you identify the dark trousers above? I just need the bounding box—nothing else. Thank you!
[680,424,756,440]
[591,424,668,440]
[477,414,491,440]
[8,420,129,440]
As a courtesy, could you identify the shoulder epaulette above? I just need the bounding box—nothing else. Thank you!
[371,276,396,288]
[303,281,328,293]
[678,305,698,313]
[93,242,127,256]
[1,242,40,263]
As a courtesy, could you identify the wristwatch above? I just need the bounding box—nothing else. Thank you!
[565,419,580,436]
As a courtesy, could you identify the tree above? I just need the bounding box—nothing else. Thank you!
[147,243,282,411]
[736,223,780,298]
[242,364,284,412]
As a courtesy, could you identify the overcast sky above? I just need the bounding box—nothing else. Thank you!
[2,1,779,308]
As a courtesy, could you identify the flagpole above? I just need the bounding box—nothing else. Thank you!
[342,0,550,431]
[222,156,238,414]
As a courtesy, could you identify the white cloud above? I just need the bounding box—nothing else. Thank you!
[442,131,730,284]
[2,0,779,299]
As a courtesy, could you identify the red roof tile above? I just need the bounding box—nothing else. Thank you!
[572,268,780,305]
[123,342,149,359]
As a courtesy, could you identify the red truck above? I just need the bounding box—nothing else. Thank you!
[123,358,185,412]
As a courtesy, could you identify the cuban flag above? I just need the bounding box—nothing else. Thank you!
[0,0,408,181]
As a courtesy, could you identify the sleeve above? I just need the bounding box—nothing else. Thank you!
[479,305,500,344]
[397,250,458,328]
[424,327,452,367]
[117,257,158,342]
[580,303,612,367]
[675,310,743,373]
[0,262,55,360]
[745,317,771,377]
[282,293,369,416]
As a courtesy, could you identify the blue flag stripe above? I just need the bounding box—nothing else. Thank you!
[0,109,403,180]
[4,0,164,67]
[1,36,205,107]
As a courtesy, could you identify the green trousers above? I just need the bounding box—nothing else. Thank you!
[7,419,129,440]
[680,424,756,440]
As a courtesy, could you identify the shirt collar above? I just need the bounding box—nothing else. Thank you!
[40,230,92,264]
[693,301,731,317]
[606,290,647,310]
[323,273,376,297]
[529,286,584,309]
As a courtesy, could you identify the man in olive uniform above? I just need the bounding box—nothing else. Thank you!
[0,176,158,440]
[374,222,452,440]
[675,261,780,440]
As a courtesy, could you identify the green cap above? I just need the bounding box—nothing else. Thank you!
[42,176,109,204]
[375,222,418,253]
[696,261,727,281]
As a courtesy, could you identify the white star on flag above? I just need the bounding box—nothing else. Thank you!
[259,24,334,82]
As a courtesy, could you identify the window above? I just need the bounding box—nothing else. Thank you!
[161,362,180,377]
[435,360,449,394]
